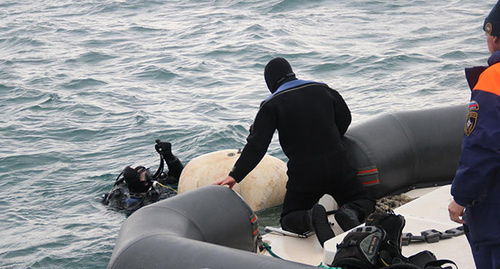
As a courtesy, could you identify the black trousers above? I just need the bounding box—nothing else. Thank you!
[280,175,375,234]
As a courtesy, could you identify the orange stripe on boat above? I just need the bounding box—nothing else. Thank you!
[362,179,380,185]
[358,168,378,175]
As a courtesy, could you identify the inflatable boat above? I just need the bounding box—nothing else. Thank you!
[344,103,467,198]
[108,104,475,269]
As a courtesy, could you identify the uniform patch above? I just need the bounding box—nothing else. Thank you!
[485,22,493,35]
[468,100,479,110]
[464,111,478,136]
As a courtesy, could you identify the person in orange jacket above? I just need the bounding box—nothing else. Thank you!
[449,2,500,268]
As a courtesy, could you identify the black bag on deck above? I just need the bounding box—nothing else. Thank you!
[331,226,386,269]
[331,212,457,269]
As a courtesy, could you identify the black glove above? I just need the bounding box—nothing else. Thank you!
[155,140,174,160]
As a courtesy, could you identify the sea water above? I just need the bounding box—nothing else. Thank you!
[0,0,493,268]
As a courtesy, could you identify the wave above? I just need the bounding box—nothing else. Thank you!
[61,78,107,89]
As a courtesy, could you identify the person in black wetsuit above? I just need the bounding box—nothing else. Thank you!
[123,141,184,190]
[214,57,375,247]
[102,141,184,212]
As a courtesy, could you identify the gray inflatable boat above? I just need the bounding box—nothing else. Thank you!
[108,104,467,268]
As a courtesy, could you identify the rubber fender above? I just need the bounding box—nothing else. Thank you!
[343,104,468,198]
[108,185,316,269]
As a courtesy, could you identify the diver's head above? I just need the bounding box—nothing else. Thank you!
[264,57,296,93]
[123,166,152,193]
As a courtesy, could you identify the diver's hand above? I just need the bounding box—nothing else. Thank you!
[155,141,172,155]
[213,176,237,189]
[448,199,466,224]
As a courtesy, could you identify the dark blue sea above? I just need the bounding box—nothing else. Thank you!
[0,0,493,268]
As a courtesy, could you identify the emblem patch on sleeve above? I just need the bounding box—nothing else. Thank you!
[464,111,478,136]
[468,100,479,111]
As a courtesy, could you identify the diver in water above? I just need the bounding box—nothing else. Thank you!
[101,140,184,212]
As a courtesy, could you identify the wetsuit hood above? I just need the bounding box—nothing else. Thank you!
[123,166,151,193]
[264,57,297,93]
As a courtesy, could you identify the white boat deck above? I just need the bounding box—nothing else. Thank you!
[261,185,475,268]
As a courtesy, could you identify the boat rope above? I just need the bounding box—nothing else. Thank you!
[261,241,282,259]
[317,262,341,269]
[262,241,342,268]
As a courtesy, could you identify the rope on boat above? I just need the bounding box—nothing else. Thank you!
[317,262,341,269]
[262,241,342,268]
[261,241,283,259]
[375,193,414,214]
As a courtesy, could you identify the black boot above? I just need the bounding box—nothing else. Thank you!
[310,204,335,247]
[335,204,361,231]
